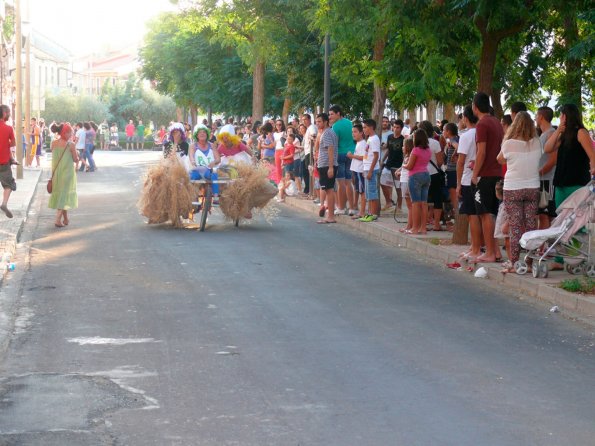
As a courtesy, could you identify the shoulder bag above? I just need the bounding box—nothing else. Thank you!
[47,142,70,194]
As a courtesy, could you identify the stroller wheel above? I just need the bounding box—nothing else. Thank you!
[585,263,595,278]
[567,264,584,275]
[514,261,529,275]
[533,261,548,279]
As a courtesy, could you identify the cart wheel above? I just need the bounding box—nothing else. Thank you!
[586,263,595,278]
[199,185,212,232]
[514,261,528,275]
[566,263,574,274]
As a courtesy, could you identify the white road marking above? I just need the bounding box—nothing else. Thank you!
[67,337,161,346]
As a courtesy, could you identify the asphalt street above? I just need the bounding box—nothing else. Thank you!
[0,151,593,446]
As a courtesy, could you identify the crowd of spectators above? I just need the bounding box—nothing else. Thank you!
[206,94,595,274]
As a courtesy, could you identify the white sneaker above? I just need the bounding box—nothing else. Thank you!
[348,209,357,216]
[334,208,346,216]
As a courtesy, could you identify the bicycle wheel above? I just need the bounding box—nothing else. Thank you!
[199,184,212,232]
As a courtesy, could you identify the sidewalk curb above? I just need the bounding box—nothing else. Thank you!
[0,168,43,286]
[285,197,595,326]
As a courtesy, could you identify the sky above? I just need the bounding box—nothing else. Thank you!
[29,0,177,56]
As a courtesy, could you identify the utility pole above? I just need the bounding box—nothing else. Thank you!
[323,33,330,114]
[24,5,30,168]
[15,0,23,179]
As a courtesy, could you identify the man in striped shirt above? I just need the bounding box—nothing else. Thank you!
[316,113,339,224]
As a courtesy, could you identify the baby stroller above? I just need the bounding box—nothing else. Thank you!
[516,181,595,278]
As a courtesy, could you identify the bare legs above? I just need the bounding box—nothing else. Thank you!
[410,201,428,235]
[54,209,69,227]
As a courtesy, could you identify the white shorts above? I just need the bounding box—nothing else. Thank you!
[401,181,410,198]
[380,167,394,187]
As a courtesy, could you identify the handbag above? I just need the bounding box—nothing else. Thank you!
[539,187,549,209]
[47,142,70,194]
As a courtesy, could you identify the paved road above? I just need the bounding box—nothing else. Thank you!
[0,151,593,446]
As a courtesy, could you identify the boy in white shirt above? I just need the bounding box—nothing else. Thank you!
[359,119,380,221]
[347,124,367,219]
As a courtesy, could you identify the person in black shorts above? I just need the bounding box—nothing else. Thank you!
[315,113,339,224]
[471,92,504,262]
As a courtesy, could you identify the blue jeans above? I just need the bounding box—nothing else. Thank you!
[408,172,431,202]
[84,143,96,171]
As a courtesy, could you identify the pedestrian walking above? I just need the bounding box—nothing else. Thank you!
[0,105,16,218]
[48,123,79,227]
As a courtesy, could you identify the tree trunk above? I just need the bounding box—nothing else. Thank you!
[452,213,469,245]
[477,35,499,96]
[444,103,457,123]
[252,59,265,123]
[176,107,183,122]
[562,4,581,105]
[207,106,212,126]
[282,75,294,124]
[191,107,198,128]
[371,37,387,135]
[426,100,437,125]
[491,86,504,119]
[371,83,387,136]
[407,108,416,124]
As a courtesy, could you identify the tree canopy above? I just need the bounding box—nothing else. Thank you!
[138,0,594,124]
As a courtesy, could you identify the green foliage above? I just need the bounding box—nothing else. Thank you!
[135,0,593,121]
[2,10,14,41]
[44,83,175,130]
[44,94,108,125]
[559,277,595,293]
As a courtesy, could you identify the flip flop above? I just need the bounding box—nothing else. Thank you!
[472,256,497,263]
[318,205,326,218]
[317,220,336,224]
[447,262,462,269]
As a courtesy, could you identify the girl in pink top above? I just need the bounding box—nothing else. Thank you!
[402,129,432,234]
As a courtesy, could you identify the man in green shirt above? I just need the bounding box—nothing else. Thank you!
[329,105,356,215]
[136,120,146,150]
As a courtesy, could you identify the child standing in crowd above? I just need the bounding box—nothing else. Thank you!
[403,129,432,235]
[443,122,459,211]
[398,138,414,232]
[282,133,296,175]
[347,123,366,219]
[359,119,380,222]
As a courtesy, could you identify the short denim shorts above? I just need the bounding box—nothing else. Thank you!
[364,170,379,200]
[408,171,431,202]
[336,153,352,180]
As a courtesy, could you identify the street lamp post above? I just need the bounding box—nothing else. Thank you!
[323,33,330,114]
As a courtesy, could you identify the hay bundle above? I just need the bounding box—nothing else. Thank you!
[219,162,278,222]
[138,156,194,227]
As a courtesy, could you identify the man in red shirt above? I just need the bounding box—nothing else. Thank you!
[0,105,16,218]
[471,92,504,262]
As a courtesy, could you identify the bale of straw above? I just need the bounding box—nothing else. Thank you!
[138,156,194,227]
[219,162,277,222]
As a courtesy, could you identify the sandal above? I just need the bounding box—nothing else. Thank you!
[500,261,515,274]
[318,205,326,218]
